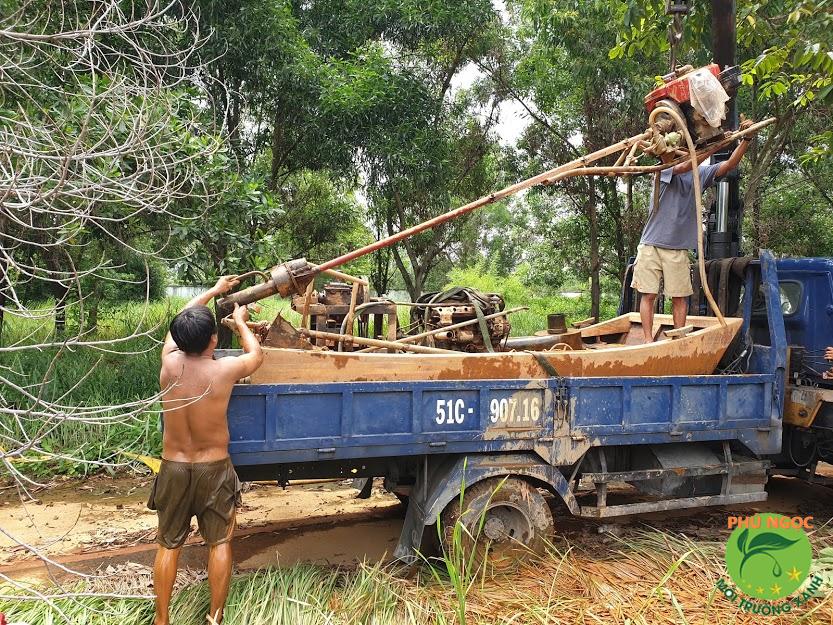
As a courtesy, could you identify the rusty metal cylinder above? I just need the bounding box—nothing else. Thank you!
[504,331,583,352]
[547,313,567,334]
[218,258,314,308]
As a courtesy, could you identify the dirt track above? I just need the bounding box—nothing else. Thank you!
[2,470,833,585]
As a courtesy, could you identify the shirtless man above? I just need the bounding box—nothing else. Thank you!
[150,276,264,625]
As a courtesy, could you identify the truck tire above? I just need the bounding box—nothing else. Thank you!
[440,477,554,566]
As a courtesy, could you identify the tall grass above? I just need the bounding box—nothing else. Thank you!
[1,299,185,475]
[0,296,302,476]
[420,470,508,625]
[5,525,830,624]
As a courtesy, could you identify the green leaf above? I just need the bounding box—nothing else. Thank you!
[747,532,800,552]
[737,528,749,554]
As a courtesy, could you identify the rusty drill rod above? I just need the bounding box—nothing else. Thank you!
[218,258,315,308]
[220,117,775,305]
[313,131,652,273]
[297,329,456,354]
[316,119,777,274]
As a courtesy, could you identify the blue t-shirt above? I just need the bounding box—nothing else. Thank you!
[640,163,721,250]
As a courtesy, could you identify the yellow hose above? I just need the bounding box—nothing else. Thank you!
[647,106,726,326]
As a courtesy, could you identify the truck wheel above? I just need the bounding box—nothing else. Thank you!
[440,477,554,566]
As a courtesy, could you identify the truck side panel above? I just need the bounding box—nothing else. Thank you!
[228,374,780,469]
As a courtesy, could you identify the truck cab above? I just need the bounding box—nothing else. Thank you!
[768,258,833,472]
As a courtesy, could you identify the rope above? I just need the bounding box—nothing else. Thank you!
[528,351,560,377]
[647,105,727,326]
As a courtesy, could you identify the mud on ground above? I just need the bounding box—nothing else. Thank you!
[2,468,833,588]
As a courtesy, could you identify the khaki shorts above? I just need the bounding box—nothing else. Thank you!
[148,457,242,549]
[631,244,693,297]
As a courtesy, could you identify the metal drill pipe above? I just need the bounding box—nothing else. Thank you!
[313,119,772,275]
[218,116,774,307]
[297,329,455,354]
[313,131,652,274]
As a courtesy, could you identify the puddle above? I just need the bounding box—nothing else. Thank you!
[238,518,402,569]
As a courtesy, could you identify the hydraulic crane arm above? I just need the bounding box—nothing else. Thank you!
[666,0,741,259]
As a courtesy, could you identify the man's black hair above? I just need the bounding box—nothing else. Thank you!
[169,305,217,355]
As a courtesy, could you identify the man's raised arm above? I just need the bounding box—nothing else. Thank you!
[672,118,757,176]
[716,119,756,178]
[219,303,264,380]
[162,276,240,358]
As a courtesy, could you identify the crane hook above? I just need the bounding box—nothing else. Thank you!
[665,0,690,71]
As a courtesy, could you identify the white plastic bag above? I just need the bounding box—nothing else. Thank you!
[688,68,730,128]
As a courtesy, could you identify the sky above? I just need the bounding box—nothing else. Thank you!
[450,61,533,146]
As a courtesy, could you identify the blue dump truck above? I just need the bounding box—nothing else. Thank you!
[222,251,833,560]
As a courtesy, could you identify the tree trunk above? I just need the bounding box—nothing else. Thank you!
[215,300,234,349]
[86,280,102,333]
[587,176,601,321]
[0,213,6,344]
[43,248,69,337]
[583,88,601,321]
[53,282,68,337]
[0,257,6,345]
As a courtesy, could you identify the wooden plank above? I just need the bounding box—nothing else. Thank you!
[665,325,695,339]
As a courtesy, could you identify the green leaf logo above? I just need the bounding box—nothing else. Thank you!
[725,513,813,601]
[738,530,800,577]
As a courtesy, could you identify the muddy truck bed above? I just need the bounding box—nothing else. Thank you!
[224,252,787,560]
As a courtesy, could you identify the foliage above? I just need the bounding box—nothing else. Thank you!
[0,1,232,487]
[744,159,833,255]
[170,164,372,283]
[610,0,833,116]
[5,0,833,482]
[489,0,654,318]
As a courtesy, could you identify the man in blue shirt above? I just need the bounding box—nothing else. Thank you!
[632,122,756,342]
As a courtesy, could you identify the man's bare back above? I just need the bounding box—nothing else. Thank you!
[159,276,263,463]
[160,354,241,462]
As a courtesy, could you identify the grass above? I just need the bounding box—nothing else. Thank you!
[3,525,832,624]
[1,299,183,476]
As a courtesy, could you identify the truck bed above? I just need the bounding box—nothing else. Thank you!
[228,373,780,471]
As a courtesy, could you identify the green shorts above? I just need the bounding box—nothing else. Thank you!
[148,457,242,549]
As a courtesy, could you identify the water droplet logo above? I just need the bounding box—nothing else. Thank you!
[725,513,812,600]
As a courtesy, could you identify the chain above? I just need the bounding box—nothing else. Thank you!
[665,1,690,72]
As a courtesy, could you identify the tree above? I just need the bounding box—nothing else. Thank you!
[351,1,504,300]
[610,0,833,254]
[487,0,651,317]
[0,2,222,483]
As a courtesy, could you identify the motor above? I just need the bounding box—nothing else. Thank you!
[644,63,741,149]
[410,287,509,352]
